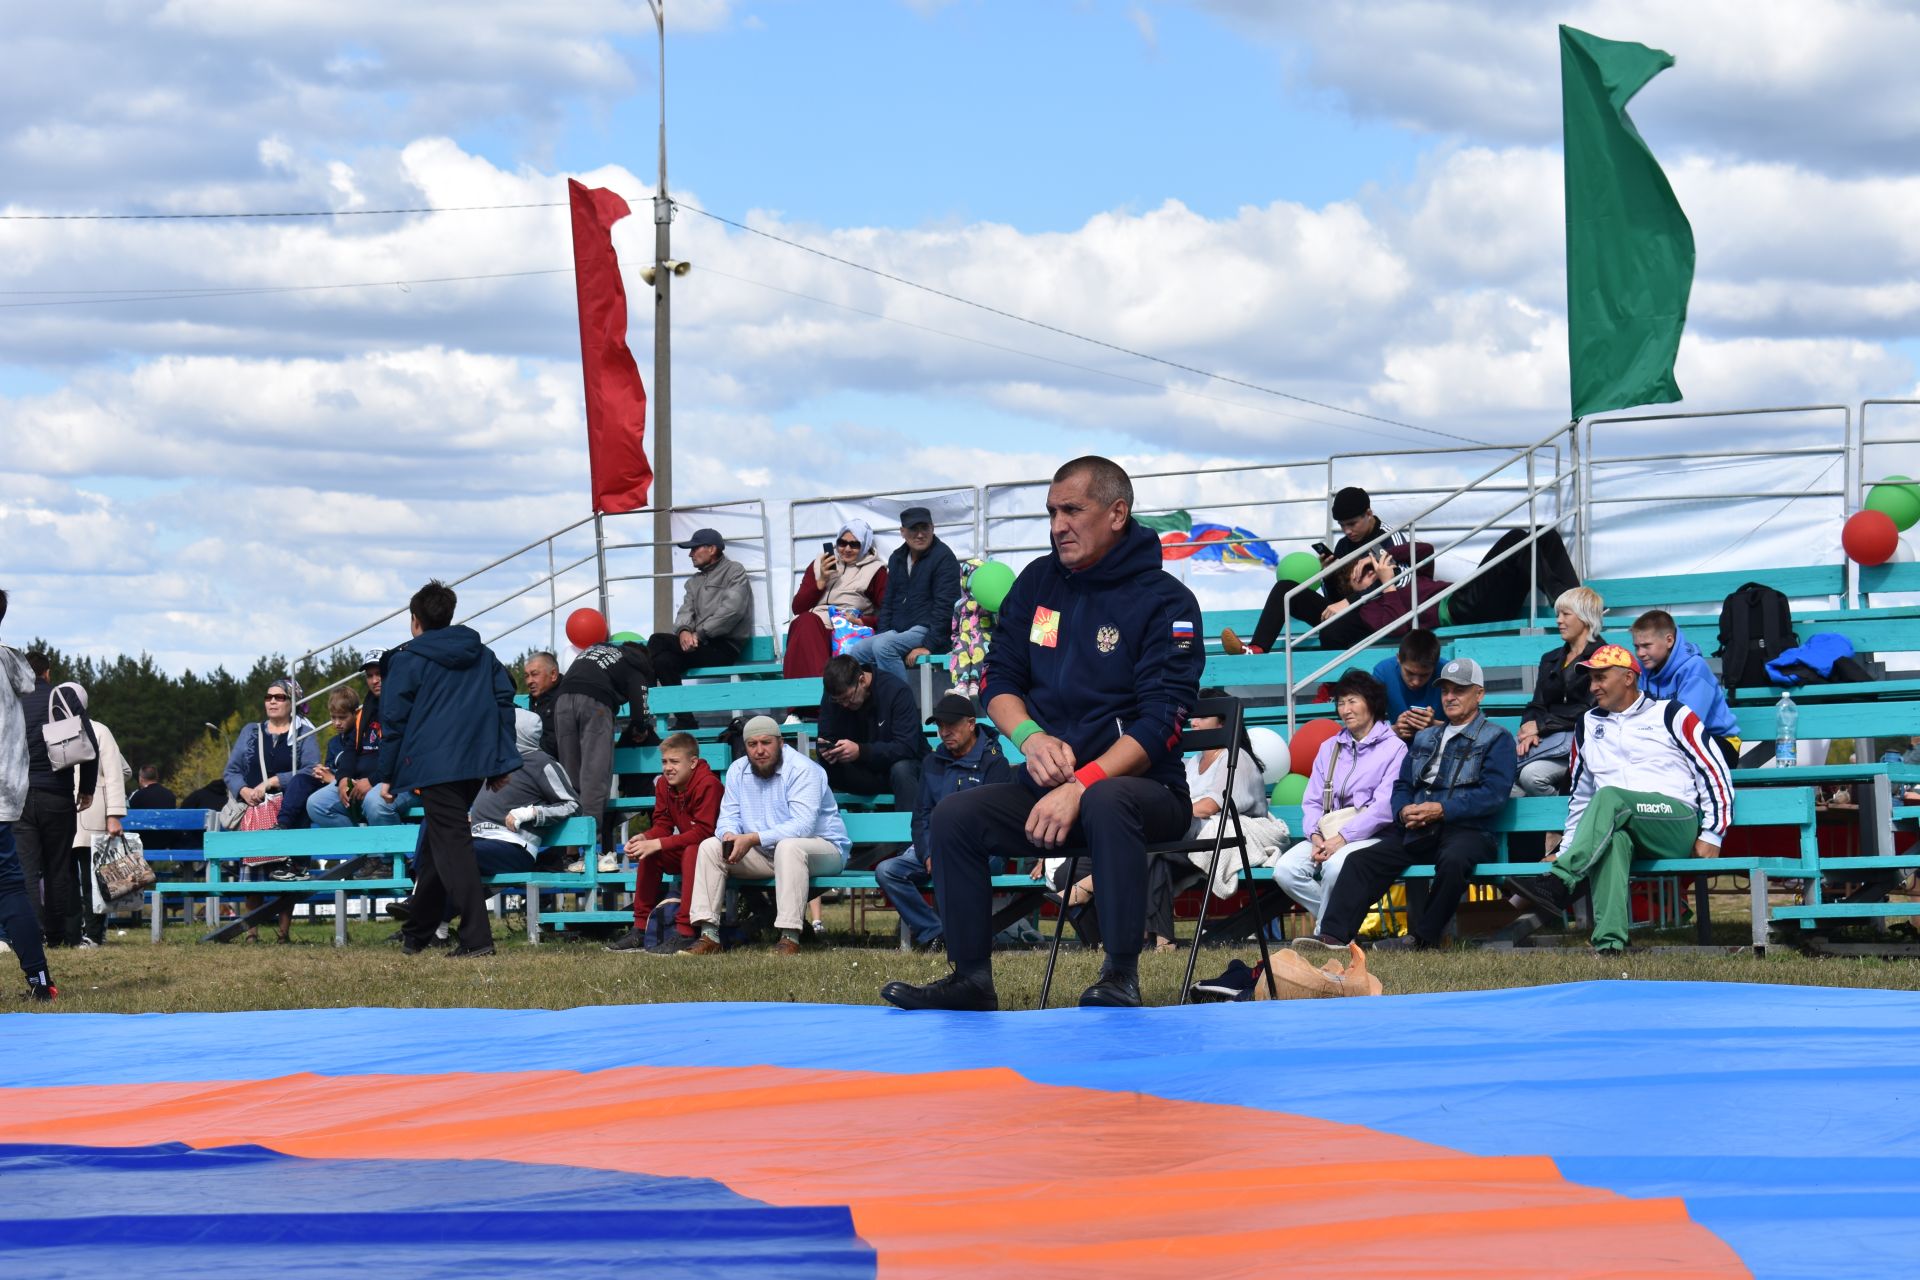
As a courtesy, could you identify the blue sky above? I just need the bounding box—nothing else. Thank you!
[4,0,1920,669]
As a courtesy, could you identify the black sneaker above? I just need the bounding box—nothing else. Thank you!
[1191,958,1259,1002]
[24,973,55,1003]
[1369,935,1430,951]
[401,934,451,955]
[266,866,303,882]
[1079,971,1142,1008]
[644,932,695,956]
[1507,872,1575,919]
[446,942,496,959]
[386,898,415,923]
[880,969,999,1012]
[604,927,649,953]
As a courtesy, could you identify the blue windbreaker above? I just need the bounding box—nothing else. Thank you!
[377,625,522,792]
[1639,626,1738,739]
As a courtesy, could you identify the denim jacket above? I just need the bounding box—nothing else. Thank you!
[1390,712,1517,827]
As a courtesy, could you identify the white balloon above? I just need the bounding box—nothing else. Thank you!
[1894,537,1916,563]
[1246,728,1290,786]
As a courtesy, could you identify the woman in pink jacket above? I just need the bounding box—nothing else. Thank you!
[1274,668,1407,933]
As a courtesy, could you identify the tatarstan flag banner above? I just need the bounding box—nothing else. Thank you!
[568,179,652,514]
[1561,24,1694,421]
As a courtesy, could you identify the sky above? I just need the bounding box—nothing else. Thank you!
[5,0,1920,673]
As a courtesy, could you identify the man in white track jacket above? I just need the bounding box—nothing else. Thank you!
[1512,643,1733,955]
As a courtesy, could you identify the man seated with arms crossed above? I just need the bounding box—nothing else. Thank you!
[1309,658,1517,951]
[522,651,562,756]
[816,653,927,819]
[685,717,850,957]
[1374,629,1444,742]
[881,455,1203,1011]
[1631,610,1740,767]
[1508,644,1733,956]
[874,693,1011,951]
[607,731,722,954]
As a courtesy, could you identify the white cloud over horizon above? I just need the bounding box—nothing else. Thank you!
[3,2,1919,677]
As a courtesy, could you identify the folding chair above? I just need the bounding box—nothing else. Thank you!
[1036,694,1280,1008]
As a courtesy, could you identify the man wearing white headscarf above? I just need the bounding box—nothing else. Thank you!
[783,518,888,678]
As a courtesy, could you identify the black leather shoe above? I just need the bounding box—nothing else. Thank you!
[386,898,415,923]
[881,969,998,1012]
[1507,872,1575,918]
[1078,972,1142,1008]
[446,942,496,959]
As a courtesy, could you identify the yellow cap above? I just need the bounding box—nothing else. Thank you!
[1577,643,1642,674]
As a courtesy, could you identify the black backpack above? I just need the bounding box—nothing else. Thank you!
[1715,582,1797,690]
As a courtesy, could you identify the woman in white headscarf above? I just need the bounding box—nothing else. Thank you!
[782,518,889,678]
[61,683,127,947]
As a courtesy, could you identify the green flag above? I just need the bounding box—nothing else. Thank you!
[1561,24,1694,420]
[1134,509,1192,536]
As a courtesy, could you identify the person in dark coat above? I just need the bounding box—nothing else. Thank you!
[816,654,926,821]
[882,457,1203,1012]
[1516,586,1607,800]
[873,695,1011,949]
[15,650,98,950]
[848,506,959,676]
[523,651,561,756]
[550,640,654,833]
[377,580,521,957]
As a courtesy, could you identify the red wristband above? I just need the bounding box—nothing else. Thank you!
[1074,762,1109,788]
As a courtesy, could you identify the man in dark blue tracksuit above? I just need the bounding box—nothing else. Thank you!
[882,457,1203,1011]
[378,580,521,958]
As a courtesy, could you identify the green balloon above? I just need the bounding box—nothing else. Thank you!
[1866,476,1920,532]
[1276,550,1322,586]
[970,560,1016,613]
[608,630,643,646]
[1271,772,1310,808]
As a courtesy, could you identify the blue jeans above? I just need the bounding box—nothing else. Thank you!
[306,783,403,828]
[0,822,51,986]
[875,847,942,944]
[847,625,928,676]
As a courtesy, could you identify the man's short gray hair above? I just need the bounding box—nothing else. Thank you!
[527,651,559,670]
[1053,455,1133,510]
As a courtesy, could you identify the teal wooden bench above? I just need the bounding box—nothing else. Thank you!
[155,816,602,946]
[1248,787,1820,950]
[606,741,731,814]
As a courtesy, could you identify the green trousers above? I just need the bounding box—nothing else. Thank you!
[1550,786,1699,951]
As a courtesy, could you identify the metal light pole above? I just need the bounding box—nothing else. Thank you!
[647,0,675,630]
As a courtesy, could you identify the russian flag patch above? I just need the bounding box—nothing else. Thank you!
[1171,620,1195,643]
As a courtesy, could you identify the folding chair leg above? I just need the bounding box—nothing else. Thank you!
[1038,854,1080,1011]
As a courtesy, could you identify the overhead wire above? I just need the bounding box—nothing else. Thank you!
[2,193,1491,449]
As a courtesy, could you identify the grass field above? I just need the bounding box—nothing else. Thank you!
[21,911,1920,1014]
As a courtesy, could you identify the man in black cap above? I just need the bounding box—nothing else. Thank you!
[872,693,1010,950]
[644,528,755,720]
[849,505,959,676]
[1223,485,1410,655]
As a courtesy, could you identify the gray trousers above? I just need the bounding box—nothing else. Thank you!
[554,693,614,827]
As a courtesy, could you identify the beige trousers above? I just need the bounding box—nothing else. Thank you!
[689,836,847,932]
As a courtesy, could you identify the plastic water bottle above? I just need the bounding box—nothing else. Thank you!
[1774,690,1798,767]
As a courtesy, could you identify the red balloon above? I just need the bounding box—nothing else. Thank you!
[1289,719,1341,779]
[565,607,609,649]
[1843,509,1899,566]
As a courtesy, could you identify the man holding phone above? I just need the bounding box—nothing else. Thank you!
[1371,630,1444,742]
[684,716,850,956]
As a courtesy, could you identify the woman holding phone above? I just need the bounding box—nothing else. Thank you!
[782,520,888,678]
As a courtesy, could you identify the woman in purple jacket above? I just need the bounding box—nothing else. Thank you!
[1273,669,1407,934]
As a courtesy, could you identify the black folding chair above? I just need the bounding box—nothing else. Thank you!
[1036,695,1279,1008]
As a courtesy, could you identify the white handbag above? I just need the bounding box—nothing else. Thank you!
[42,685,95,771]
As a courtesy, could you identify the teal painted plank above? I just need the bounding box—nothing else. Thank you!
[649,678,821,713]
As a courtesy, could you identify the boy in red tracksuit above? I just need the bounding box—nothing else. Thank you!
[606,733,721,954]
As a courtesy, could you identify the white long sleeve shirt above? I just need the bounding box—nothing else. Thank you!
[717,746,851,856]
[1564,694,1734,848]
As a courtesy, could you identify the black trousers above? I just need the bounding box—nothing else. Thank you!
[931,775,1188,966]
[645,633,742,686]
[1251,583,1337,652]
[1318,822,1496,945]
[15,789,78,947]
[1446,528,1580,626]
[0,822,51,985]
[404,779,489,950]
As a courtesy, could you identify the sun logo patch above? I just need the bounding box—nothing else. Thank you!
[1096,625,1120,654]
[1030,607,1061,648]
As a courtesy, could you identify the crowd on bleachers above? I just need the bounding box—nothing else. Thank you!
[0,460,1899,1005]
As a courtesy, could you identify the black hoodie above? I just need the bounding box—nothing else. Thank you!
[985,520,1203,796]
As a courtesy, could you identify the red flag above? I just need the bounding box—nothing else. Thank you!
[568,179,652,513]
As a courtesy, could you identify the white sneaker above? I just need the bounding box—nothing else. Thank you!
[783,713,801,726]
[597,853,621,873]
[565,858,585,873]
[77,936,100,949]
